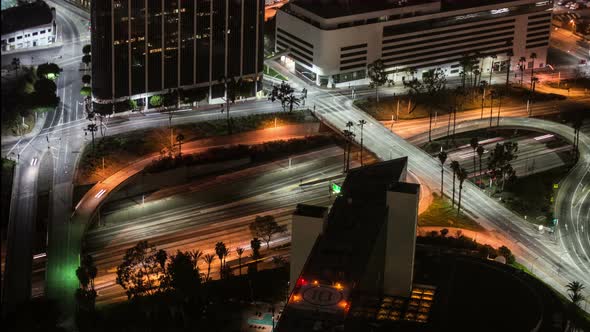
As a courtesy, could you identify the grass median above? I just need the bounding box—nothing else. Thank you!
[355,85,566,121]
[418,193,485,232]
[76,111,316,184]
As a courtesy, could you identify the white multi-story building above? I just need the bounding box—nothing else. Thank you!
[276,0,553,87]
[1,1,57,52]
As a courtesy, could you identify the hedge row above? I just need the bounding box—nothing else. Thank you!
[144,135,337,174]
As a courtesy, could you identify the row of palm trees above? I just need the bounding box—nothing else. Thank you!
[437,151,468,214]
[459,49,537,91]
[342,119,368,172]
[437,137,487,213]
[192,238,263,281]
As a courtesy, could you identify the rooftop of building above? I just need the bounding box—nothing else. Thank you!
[290,0,437,19]
[1,0,53,35]
[293,204,329,219]
[302,157,407,285]
[277,158,409,331]
[289,0,535,19]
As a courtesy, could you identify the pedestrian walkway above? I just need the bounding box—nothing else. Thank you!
[1,112,47,146]
[1,41,64,56]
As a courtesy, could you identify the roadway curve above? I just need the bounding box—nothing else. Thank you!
[406,117,590,282]
[303,84,590,309]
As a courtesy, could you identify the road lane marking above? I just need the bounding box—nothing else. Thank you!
[95,189,107,199]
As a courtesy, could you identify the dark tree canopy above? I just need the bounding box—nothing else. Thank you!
[82,74,91,85]
[82,44,91,55]
[167,250,201,295]
[249,215,286,249]
[82,54,91,65]
[34,78,59,107]
[116,241,165,299]
[37,62,61,79]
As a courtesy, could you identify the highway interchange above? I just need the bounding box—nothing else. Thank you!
[1,0,589,317]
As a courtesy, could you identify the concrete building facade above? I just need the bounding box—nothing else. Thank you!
[91,0,265,110]
[1,1,57,52]
[275,0,553,87]
[281,158,420,332]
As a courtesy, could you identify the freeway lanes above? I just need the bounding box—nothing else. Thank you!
[442,133,572,179]
[404,116,590,286]
[84,147,345,304]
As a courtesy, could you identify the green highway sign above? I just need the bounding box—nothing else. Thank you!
[331,183,341,194]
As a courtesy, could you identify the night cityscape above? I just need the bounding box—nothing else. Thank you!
[1,0,590,331]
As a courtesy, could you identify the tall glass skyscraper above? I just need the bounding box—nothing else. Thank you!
[91,0,264,111]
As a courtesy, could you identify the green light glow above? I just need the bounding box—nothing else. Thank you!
[331,183,341,194]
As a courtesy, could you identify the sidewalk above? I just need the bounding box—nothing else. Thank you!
[1,41,64,57]
[1,112,47,147]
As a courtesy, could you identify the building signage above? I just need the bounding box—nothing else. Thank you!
[491,8,509,15]
[455,13,478,20]
[302,285,343,306]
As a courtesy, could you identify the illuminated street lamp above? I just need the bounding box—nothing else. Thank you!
[569,19,576,33]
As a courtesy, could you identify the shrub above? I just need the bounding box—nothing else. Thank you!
[144,135,336,174]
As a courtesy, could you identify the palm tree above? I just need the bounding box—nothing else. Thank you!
[344,121,355,172]
[342,129,355,172]
[190,249,202,270]
[202,254,215,281]
[470,137,478,178]
[450,160,460,207]
[219,76,242,134]
[473,51,482,87]
[505,49,514,89]
[518,56,526,86]
[477,145,485,187]
[358,119,367,166]
[459,53,474,88]
[438,151,447,196]
[531,76,539,95]
[566,281,585,306]
[489,90,497,127]
[175,133,185,157]
[529,52,537,90]
[457,167,468,214]
[236,247,245,276]
[286,93,300,112]
[215,242,228,276]
[472,68,481,89]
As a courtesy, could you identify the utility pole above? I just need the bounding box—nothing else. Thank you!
[489,91,495,128]
[167,106,173,150]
